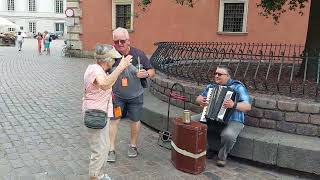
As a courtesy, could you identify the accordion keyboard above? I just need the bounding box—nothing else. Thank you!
[199,88,213,122]
[217,91,233,120]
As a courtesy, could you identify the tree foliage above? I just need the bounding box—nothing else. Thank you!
[139,0,198,9]
[257,0,308,23]
[139,0,309,23]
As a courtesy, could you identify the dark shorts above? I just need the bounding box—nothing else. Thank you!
[111,94,143,122]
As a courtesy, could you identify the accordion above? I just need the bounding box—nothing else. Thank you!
[200,85,236,123]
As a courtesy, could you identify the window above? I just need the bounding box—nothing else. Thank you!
[55,0,64,14]
[29,0,36,12]
[8,27,15,32]
[116,5,131,29]
[55,23,64,32]
[112,0,134,30]
[7,0,14,11]
[29,22,36,34]
[218,0,248,33]
[223,3,244,32]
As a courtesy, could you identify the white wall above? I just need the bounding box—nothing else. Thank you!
[16,0,27,12]
[0,0,6,12]
[0,0,67,36]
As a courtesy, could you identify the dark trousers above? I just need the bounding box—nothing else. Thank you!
[192,114,244,161]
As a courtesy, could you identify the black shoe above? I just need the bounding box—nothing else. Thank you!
[107,150,116,162]
[206,150,215,159]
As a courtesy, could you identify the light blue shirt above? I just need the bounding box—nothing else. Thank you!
[200,79,251,123]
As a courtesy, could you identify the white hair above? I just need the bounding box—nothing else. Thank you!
[112,27,129,40]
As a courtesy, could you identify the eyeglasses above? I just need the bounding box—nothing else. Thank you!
[113,39,127,45]
[214,72,228,76]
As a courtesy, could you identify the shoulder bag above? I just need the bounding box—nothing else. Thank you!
[84,109,107,129]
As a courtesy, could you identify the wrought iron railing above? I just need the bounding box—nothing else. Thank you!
[150,42,320,100]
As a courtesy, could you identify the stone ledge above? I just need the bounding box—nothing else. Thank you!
[298,102,320,113]
[254,98,277,110]
[143,90,187,132]
[142,89,320,175]
[310,114,320,125]
[278,100,297,111]
[149,74,320,137]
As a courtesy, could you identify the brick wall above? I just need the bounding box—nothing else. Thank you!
[149,74,320,137]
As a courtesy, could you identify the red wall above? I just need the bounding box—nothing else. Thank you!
[80,0,310,54]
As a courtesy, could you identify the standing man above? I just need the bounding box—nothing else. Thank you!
[107,27,155,162]
[192,65,251,167]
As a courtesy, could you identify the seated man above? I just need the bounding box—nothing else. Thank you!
[192,65,251,167]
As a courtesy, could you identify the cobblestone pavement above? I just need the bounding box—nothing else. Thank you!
[0,39,317,180]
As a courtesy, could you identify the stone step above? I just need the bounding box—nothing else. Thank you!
[142,89,320,175]
[142,89,189,132]
[2,174,88,180]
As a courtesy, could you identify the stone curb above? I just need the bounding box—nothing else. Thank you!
[142,90,320,175]
[149,74,320,137]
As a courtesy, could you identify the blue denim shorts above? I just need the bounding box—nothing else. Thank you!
[111,94,143,122]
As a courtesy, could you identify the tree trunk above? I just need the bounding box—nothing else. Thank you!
[299,0,320,79]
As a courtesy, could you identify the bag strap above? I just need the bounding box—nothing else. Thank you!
[130,49,139,67]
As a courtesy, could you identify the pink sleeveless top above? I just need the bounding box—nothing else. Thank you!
[82,64,113,117]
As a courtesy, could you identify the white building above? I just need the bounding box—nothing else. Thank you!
[0,0,66,37]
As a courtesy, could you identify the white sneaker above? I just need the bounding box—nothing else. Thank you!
[98,174,112,180]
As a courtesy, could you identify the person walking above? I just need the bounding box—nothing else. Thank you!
[44,32,51,55]
[107,27,155,162]
[16,31,24,51]
[36,32,43,54]
[42,31,47,53]
[83,44,132,180]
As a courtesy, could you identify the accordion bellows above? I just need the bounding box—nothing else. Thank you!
[171,118,207,174]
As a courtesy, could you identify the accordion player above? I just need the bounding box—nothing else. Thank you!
[200,84,236,123]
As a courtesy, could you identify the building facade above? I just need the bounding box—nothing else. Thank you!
[66,0,310,55]
[0,0,67,37]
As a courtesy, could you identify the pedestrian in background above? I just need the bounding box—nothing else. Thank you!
[36,32,43,55]
[42,31,47,53]
[16,31,24,51]
[83,44,132,180]
[44,32,51,55]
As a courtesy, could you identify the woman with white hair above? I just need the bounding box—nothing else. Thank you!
[83,44,132,180]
